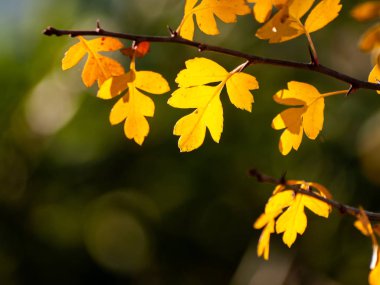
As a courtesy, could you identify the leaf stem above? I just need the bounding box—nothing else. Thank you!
[322,89,349,98]
[305,31,319,65]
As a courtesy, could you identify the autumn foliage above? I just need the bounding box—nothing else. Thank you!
[44,0,380,284]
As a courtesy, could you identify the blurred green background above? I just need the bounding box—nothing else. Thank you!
[2,0,380,284]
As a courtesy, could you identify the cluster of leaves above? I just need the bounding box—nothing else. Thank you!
[254,180,332,259]
[53,0,380,284]
[62,0,345,154]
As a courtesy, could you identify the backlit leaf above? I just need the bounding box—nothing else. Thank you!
[254,210,282,260]
[359,24,380,53]
[304,0,342,33]
[276,193,330,247]
[272,81,325,155]
[177,0,251,40]
[226,72,258,111]
[351,1,380,22]
[369,63,380,94]
[256,7,303,43]
[255,180,332,258]
[168,57,258,152]
[256,0,341,43]
[62,36,124,87]
[98,56,169,145]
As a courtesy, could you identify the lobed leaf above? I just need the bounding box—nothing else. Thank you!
[169,57,258,152]
[272,81,325,155]
[175,57,228,87]
[276,193,330,247]
[62,36,124,87]
[98,57,169,145]
[304,0,342,34]
[177,0,251,40]
[226,72,258,111]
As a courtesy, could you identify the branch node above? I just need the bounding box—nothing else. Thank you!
[43,26,55,36]
[167,25,177,38]
[96,20,103,33]
[280,171,287,185]
[308,45,319,66]
[198,44,207,52]
[346,85,358,96]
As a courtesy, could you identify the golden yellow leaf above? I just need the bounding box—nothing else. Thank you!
[255,180,331,259]
[304,0,342,34]
[226,72,259,111]
[175,57,228,87]
[177,0,251,40]
[288,0,315,19]
[360,24,380,53]
[272,81,325,155]
[168,57,258,152]
[97,57,169,145]
[256,7,303,43]
[265,190,294,214]
[248,0,274,23]
[255,0,314,43]
[256,0,341,42]
[351,1,380,22]
[276,193,331,247]
[254,210,282,260]
[354,208,374,237]
[369,63,380,94]
[62,36,124,87]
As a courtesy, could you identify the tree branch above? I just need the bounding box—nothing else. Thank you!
[249,169,380,222]
[43,25,380,92]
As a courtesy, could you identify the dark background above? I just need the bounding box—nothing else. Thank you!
[1,1,380,284]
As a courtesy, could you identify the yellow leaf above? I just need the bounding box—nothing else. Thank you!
[254,214,276,260]
[177,0,251,40]
[168,57,258,151]
[265,190,294,214]
[369,63,380,94]
[309,182,332,199]
[304,0,342,34]
[135,71,170,94]
[175,57,228,87]
[276,193,330,247]
[302,97,324,139]
[249,0,273,23]
[351,1,380,22]
[254,210,282,260]
[169,85,224,152]
[354,207,375,238]
[62,36,124,87]
[256,7,303,43]
[359,24,380,53]
[99,57,169,145]
[288,0,315,19]
[272,81,325,155]
[97,72,134,99]
[226,72,259,111]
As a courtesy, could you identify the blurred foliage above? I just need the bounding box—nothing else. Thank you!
[1,0,380,284]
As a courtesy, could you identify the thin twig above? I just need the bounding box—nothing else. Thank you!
[249,169,380,222]
[43,25,380,92]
